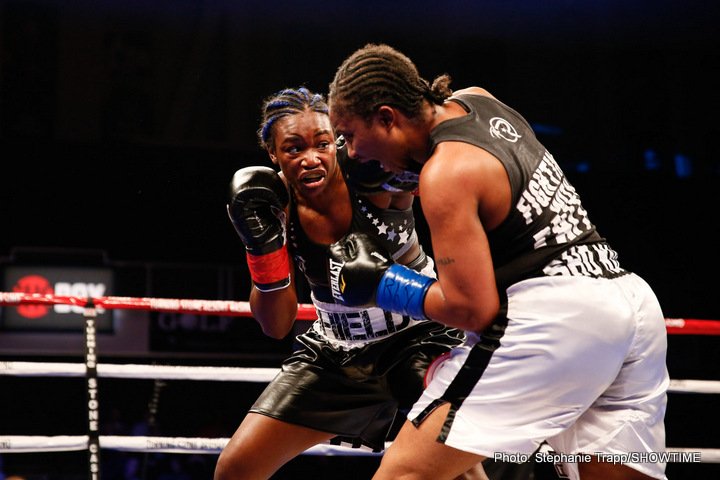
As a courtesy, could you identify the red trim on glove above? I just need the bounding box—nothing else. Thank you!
[246,246,291,285]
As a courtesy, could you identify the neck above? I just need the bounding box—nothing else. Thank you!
[406,102,440,164]
[432,99,465,126]
[409,99,466,164]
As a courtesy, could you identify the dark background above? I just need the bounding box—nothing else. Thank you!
[0,0,719,478]
[1,0,719,317]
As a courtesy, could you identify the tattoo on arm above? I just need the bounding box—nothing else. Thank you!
[438,257,455,266]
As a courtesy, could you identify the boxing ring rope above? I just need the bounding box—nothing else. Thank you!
[2,361,719,394]
[1,292,719,465]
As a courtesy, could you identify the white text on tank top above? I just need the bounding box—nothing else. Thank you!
[515,151,593,250]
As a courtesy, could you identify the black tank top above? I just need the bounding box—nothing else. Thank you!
[429,93,626,292]
[287,184,418,304]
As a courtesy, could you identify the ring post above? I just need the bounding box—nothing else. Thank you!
[84,298,101,479]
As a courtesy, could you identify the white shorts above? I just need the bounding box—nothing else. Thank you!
[408,273,669,480]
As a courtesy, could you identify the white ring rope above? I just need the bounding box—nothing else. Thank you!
[1,292,717,464]
[0,361,279,383]
[0,435,715,462]
[1,361,719,394]
[0,435,381,456]
[666,379,720,395]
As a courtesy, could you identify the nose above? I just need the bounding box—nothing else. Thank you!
[345,142,358,160]
[301,150,322,168]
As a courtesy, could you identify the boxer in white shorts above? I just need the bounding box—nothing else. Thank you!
[326,43,669,479]
[412,273,668,479]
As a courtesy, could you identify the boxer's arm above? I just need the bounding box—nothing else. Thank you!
[227,166,291,292]
[328,232,435,319]
[227,166,296,338]
[338,143,419,198]
[249,260,298,339]
[419,146,500,332]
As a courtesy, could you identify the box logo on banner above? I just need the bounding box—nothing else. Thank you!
[2,266,114,332]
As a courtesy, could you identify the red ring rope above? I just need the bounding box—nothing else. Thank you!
[1,292,719,334]
[0,292,317,320]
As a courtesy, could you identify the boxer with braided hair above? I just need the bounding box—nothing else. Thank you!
[328,45,450,121]
[214,87,491,480]
[328,44,669,480]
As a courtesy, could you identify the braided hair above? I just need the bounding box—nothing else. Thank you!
[258,87,329,150]
[328,44,452,122]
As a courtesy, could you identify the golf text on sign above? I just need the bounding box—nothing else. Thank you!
[2,266,114,331]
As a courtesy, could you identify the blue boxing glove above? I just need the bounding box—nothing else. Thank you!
[328,232,435,319]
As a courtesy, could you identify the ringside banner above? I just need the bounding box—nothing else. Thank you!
[2,266,114,331]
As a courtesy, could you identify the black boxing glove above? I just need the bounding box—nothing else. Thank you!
[227,166,291,292]
[328,232,435,319]
[337,140,419,195]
